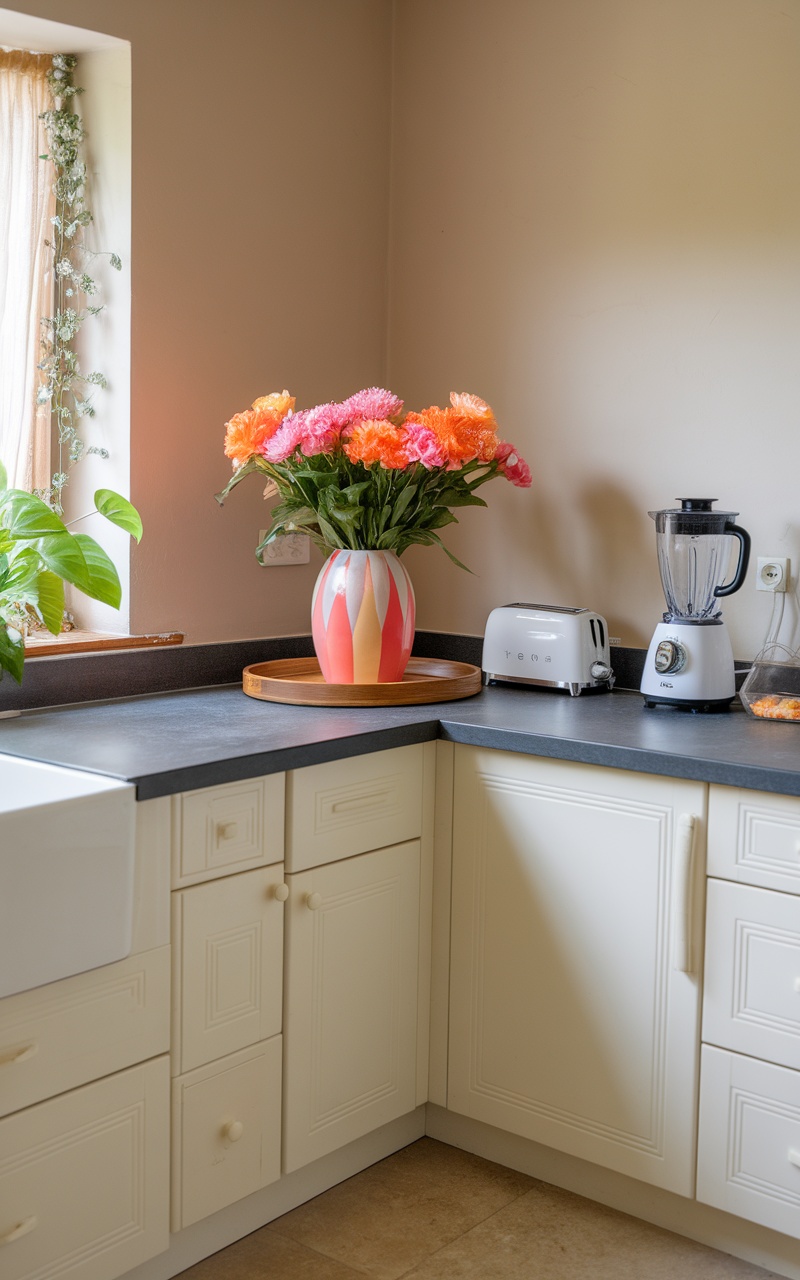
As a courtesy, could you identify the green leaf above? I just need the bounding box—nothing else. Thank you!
[316,514,345,550]
[94,489,143,542]
[71,533,122,608]
[390,483,418,527]
[0,549,41,597]
[32,570,65,634]
[35,533,90,590]
[0,491,68,539]
[0,460,7,492]
[0,624,25,683]
[214,458,264,505]
[434,489,488,508]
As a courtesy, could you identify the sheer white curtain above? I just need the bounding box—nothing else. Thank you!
[0,50,53,492]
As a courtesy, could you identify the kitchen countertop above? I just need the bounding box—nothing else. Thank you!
[1,681,800,800]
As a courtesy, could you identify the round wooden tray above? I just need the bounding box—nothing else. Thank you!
[242,656,482,707]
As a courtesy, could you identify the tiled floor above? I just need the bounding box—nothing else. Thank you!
[178,1138,781,1279]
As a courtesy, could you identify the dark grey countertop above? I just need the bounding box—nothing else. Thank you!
[2,682,800,800]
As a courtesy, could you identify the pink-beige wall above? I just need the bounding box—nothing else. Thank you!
[389,0,800,658]
[4,0,393,642]
[6,0,800,657]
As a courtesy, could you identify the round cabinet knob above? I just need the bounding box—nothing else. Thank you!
[306,892,322,911]
[222,1119,244,1143]
[273,883,289,902]
[590,661,612,681]
[654,639,687,674]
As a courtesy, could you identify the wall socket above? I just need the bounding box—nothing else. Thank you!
[258,532,310,566]
[756,556,789,592]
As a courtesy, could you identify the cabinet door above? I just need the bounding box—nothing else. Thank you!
[172,866,285,1074]
[0,1056,169,1280]
[283,840,421,1173]
[448,747,706,1195]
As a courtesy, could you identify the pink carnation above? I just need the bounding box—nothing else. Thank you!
[343,387,404,421]
[261,405,342,462]
[401,422,446,469]
[494,441,532,488]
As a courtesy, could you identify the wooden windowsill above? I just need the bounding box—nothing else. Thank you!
[24,630,185,658]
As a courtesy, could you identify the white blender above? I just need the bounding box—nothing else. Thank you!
[641,498,751,712]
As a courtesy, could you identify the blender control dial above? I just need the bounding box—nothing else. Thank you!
[654,639,687,674]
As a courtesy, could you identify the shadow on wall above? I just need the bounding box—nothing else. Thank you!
[526,479,652,648]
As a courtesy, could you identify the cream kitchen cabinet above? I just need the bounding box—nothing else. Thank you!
[169,777,286,1232]
[0,796,171,1280]
[447,745,706,1196]
[282,744,432,1174]
[697,785,800,1236]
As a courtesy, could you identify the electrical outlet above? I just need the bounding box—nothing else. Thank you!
[756,556,789,592]
[258,532,310,566]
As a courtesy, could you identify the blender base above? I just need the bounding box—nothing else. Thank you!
[642,693,735,713]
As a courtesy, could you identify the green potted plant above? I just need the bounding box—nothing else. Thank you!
[0,459,142,682]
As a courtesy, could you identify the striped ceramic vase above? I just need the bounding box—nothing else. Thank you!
[311,549,415,684]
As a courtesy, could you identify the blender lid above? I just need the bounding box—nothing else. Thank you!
[648,498,740,533]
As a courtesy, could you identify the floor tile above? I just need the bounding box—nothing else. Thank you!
[268,1137,536,1280]
[402,1180,781,1280]
[176,1228,365,1279]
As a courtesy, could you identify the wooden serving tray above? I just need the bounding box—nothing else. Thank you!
[242,656,482,707]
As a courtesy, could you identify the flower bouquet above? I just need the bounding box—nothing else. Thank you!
[216,387,530,685]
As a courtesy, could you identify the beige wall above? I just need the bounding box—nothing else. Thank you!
[390,0,800,658]
[4,0,393,642]
[6,0,800,657]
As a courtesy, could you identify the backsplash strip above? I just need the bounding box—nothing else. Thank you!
[0,632,647,715]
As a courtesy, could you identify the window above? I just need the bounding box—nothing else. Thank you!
[0,10,132,634]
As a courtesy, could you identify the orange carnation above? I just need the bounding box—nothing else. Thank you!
[252,390,295,418]
[405,405,498,466]
[343,419,408,469]
[223,406,282,467]
[449,391,496,424]
[223,391,295,467]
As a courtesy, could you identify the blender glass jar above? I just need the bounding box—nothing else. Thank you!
[649,499,750,622]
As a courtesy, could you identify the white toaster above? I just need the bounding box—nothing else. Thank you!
[482,603,614,695]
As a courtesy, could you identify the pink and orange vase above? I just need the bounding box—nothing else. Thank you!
[311,550,415,684]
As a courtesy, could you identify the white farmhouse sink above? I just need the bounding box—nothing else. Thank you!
[0,754,136,999]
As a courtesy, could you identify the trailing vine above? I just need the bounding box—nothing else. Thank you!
[37,53,121,512]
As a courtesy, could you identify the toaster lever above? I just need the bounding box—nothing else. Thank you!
[591,660,613,682]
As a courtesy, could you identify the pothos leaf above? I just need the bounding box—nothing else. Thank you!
[71,533,122,608]
[94,489,143,542]
[0,623,25,683]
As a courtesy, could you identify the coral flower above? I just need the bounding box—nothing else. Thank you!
[495,441,532,488]
[251,390,295,418]
[224,407,283,468]
[405,406,498,466]
[344,419,408,468]
[449,391,496,426]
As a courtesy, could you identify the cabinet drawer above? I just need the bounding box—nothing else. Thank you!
[172,866,285,1074]
[0,1055,169,1280]
[0,945,170,1119]
[697,1044,800,1237]
[172,774,284,887]
[709,785,800,895]
[703,879,800,1070]
[286,745,424,873]
[171,1037,281,1231]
